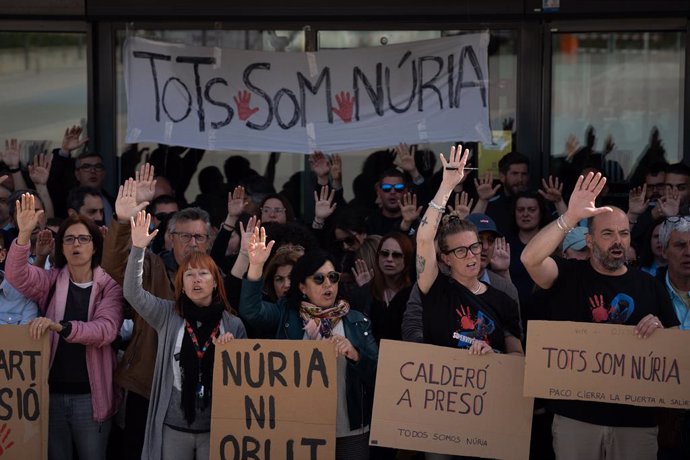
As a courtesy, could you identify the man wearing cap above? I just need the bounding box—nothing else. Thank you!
[467,213,521,309]
[561,226,590,260]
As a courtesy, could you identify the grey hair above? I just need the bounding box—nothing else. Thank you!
[167,207,211,235]
[659,216,690,249]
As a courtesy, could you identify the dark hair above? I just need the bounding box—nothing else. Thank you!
[173,251,233,315]
[66,186,102,213]
[54,214,103,269]
[378,168,405,183]
[258,193,295,222]
[334,206,368,234]
[263,249,301,302]
[437,215,478,253]
[511,191,550,232]
[198,166,225,194]
[149,194,179,214]
[8,189,44,220]
[498,151,529,174]
[646,161,668,178]
[75,151,104,168]
[371,232,414,302]
[286,250,336,309]
[666,162,690,178]
[263,221,319,256]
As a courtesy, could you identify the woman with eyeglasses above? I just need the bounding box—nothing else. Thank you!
[5,193,124,460]
[125,211,246,460]
[258,193,294,224]
[415,146,523,359]
[240,226,378,460]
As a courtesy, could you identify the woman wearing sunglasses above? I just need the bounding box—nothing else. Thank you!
[5,193,123,460]
[415,146,523,360]
[240,226,378,460]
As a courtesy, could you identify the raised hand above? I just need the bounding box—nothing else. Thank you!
[130,210,158,249]
[395,143,419,176]
[627,185,649,216]
[351,258,374,287]
[62,125,88,153]
[474,172,501,201]
[539,176,564,204]
[658,188,680,217]
[447,191,474,219]
[332,91,354,123]
[28,152,52,186]
[439,145,471,188]
[308,151,331,179]
[116,178,148,222]
[314,185,337,221]
[247,225,275,267]
[330,154,343,187]
[399,192,422,224]
[16,193,44,236]
[35,229,55,258]
[490,237,511,273]
[2,139,20,169]
[239,216,259,254]
[227,186,247,219]
[563,172,612,224]
[565,134,579,160]
[135,163,157,204]
[234,90,259,121]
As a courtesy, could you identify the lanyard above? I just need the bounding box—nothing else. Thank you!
[184,320,221,360]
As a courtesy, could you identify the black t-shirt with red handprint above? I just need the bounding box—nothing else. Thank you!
[545,257,679,427]
[421,274,522,353]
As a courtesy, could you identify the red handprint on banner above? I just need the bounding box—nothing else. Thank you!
[455,305,477,331]
[589,294,609,323]
[332,91,354,123]
[233,90,260,121]
[0,424,15,456]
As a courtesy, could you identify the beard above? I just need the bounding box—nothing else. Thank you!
[592,241,626,272]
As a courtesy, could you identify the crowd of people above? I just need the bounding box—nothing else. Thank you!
[0,127,689,460]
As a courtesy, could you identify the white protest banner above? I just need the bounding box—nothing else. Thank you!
[524,321,690,409]
[370,340,533,460]
[0,326,50,460]
[124,33,490,153]
[210,340,336,460]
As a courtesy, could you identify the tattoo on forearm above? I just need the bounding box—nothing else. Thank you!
[416,255,426,278]
[420,216,428,227]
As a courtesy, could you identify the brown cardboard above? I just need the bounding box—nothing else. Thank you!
[524,321,690,409]
[370,339,533,460]
[210,340,336,460]
[0,326,50,460]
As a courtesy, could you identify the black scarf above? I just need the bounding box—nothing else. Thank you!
[180,295,224,425]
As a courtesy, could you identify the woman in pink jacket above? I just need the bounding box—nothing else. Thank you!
[6,193,124,460]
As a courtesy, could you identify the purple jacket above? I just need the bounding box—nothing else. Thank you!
[6,241,124,422]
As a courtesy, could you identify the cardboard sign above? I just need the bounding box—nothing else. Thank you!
[210,340,336,460]
[524,321,690,409]
[124,33,491,153]
[370,340,533,460]
[0,326,50,460]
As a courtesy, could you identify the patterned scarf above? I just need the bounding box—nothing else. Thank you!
[299,299,350,339]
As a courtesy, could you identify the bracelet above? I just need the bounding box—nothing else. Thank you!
[222,223,235,232]
[556,214,574,233]
[428,201,445,212]
[8,167,20,173]
[312,219,325,229]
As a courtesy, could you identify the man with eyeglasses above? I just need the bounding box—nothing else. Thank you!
[365,168,420,237]
[521,172,679,460]
[101,171,212,460]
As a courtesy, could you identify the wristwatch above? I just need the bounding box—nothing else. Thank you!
[59,320,72,338]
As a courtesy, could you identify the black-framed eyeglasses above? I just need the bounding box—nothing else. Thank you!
[311,271,340,285]
[379,249,404,259]
[444,242,482,259]
[171,232,209,244]
[337,234,358,247]
[379,183,405,193]
[77,164,105,172]
[63,235,93,245]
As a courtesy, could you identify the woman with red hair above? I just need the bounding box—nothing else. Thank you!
[124,211,247,460]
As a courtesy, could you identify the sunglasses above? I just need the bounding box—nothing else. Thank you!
[311,271,341,285]
[337,235,358,247]
[379,249,404,259]
[379,183,405,193]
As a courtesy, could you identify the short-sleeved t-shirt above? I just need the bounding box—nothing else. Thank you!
[421,274,521,353]
[545,258,679,427]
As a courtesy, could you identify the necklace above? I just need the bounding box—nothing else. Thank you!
[471,282,482,295]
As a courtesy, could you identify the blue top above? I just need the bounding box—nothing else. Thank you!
[0,278,39,325]
[665,271,690,330]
